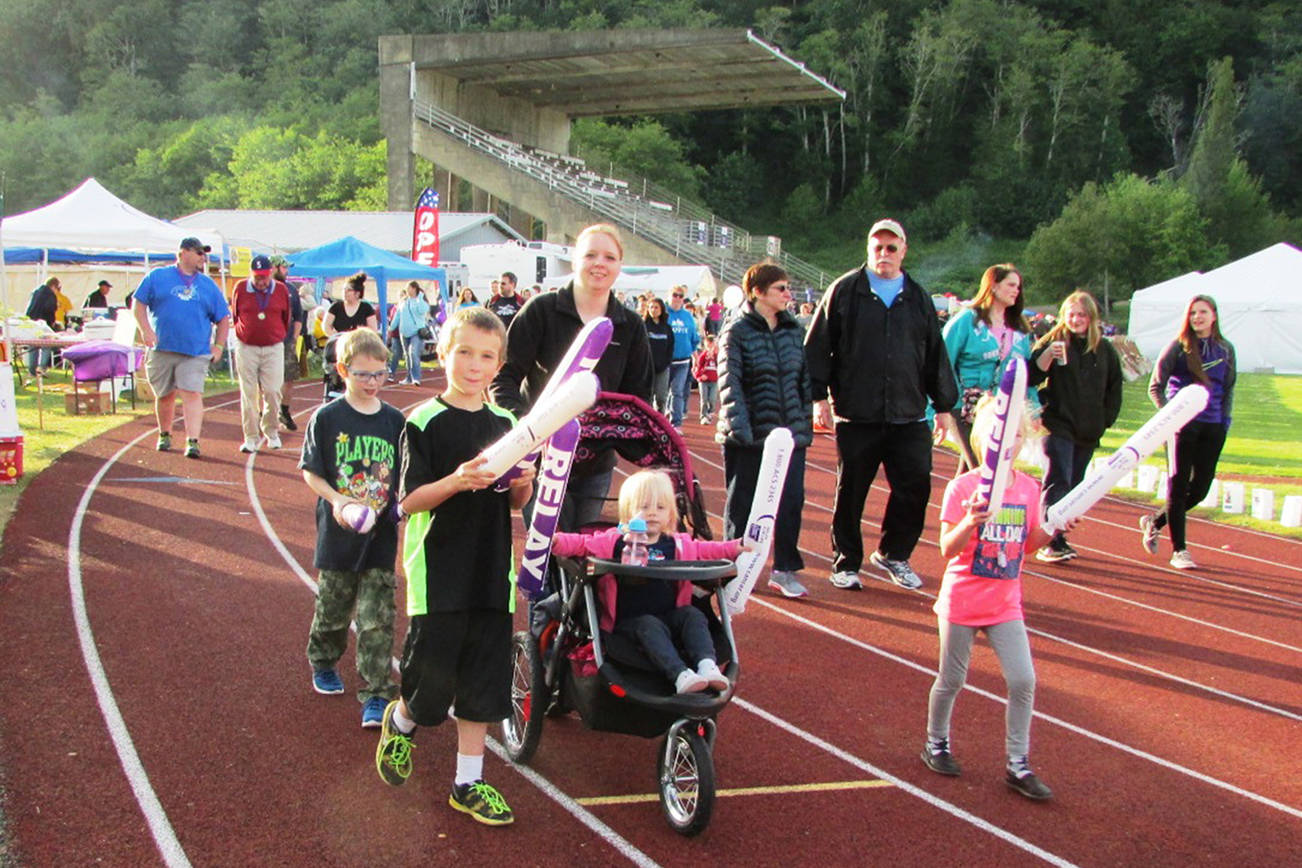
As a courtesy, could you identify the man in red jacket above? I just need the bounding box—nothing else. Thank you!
[232,254,292,453]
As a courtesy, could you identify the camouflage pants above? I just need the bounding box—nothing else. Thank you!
[307,568,398,703]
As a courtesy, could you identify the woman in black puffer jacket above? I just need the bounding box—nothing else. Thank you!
[718,263,814,598]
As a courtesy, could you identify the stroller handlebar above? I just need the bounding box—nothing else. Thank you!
[584,558,737,585]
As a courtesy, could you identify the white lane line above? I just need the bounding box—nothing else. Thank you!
[694,448,1302,641]
[242,411,661,868]
[69,431,194,867]
[733,698,1079,868]
[747,596,1302,819]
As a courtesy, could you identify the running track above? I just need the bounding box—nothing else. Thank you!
[1,377,1298,866]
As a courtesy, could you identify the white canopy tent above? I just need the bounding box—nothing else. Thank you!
[0,178,223,311]
[1127,243,1302,374]
[612,265,717,300]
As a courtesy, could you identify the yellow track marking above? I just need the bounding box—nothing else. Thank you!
[576,779,892,806]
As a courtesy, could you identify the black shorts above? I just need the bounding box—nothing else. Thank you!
[399,610,512,726]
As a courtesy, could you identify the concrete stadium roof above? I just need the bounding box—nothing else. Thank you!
[173,211,523,254]
[388,29,845,117]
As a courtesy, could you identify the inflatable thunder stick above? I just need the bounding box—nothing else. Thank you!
[973,357,1027,515]
[478,372,599,477]
[513,319,615,595]
[493,317,613,489]
[1044,384,1209,533]
[724,427,795,615]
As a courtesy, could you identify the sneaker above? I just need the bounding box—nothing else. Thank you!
[1139,514,1160,554]
[265,434,282,450]
[696,659,729,692]
[183,439,201,459]
[674,669,709,694]
[279,407,298,431]
[156,431,172,452]
[361,696,387,728]
[870,551,923,590]
[449,780,514,826]
[1170,549,1197,570]
[920,739,961,776]
[312,668,345,695]
[240,438,259,454]
[1035,542,1076,563]
[1006,758,1053,801]
[375,700,415,786]
[829,570,863,591]
[768,570,809,598]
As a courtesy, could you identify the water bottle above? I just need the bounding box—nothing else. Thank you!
[621,515,649,566]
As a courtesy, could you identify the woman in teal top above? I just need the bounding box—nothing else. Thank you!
[942,264,1034,472]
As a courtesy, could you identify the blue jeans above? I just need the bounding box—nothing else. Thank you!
[401,334,424,383]
[26,347,52,374]
[668,359,692,426]
[614,606,716,682]
[1041,434,1095,546]
[699,380,718,419]
[387,335,403,375]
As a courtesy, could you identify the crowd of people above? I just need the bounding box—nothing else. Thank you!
[77,213,1235,825]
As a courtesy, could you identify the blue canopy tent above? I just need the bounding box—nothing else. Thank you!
[286,236,448,328]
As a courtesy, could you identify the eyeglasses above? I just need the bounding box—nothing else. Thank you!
[347,369,387,382]
[870,244,900,254]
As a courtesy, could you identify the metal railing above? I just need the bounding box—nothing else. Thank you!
[412,99,834,291]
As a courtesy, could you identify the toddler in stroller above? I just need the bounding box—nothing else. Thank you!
[551,469,748,695]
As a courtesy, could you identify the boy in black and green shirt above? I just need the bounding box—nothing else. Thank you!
[375,307,534,827]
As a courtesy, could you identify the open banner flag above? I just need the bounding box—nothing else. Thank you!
[411,188,440,266]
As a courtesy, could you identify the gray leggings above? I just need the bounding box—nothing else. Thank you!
[927,618,1036,758]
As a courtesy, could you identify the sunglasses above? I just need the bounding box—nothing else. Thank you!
[870,244,900,254]
[347,369,387,382]
[672,292,686,298]
[768,283,792,293]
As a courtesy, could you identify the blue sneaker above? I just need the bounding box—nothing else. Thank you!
[312,668,345,695]
[361,696,387,728]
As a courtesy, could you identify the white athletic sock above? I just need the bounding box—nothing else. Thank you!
[392,703,416,734]
[455,753,484,787]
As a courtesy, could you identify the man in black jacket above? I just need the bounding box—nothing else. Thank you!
[24,277,61,376]
[804,219,957,591]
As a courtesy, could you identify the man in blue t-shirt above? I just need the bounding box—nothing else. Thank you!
[132,237,231,459]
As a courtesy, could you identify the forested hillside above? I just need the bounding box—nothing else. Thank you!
[1,0,1297,301]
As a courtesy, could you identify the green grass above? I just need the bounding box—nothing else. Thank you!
[0,365,239,536]
[1100,373,1302,480]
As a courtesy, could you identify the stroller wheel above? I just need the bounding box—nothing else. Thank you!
[501,631,549,764]
[657,722,715,836]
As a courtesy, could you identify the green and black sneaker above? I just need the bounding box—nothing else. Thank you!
[449,780,514,826]
[375,700,415,786]
[156,431,172,452]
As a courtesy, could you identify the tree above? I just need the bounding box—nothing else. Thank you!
[1180,57,1287,258]
[1024,173,1215,309]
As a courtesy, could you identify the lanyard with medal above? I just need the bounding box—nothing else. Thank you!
[251,281,272,320]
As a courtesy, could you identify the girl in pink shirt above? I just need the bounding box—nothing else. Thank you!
[922,396,1070,801]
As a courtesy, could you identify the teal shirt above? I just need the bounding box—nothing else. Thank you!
[941,307,1037,412]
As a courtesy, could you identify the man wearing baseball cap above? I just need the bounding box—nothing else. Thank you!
[231,254,293,452]
[132,237,231,459]
[272,256,304,431]
[85,279,112,310]
[804,218,957,592]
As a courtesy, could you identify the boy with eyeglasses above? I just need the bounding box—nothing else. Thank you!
[299,327,404,728]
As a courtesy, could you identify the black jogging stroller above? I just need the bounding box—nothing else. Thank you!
[499,393,740,836]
